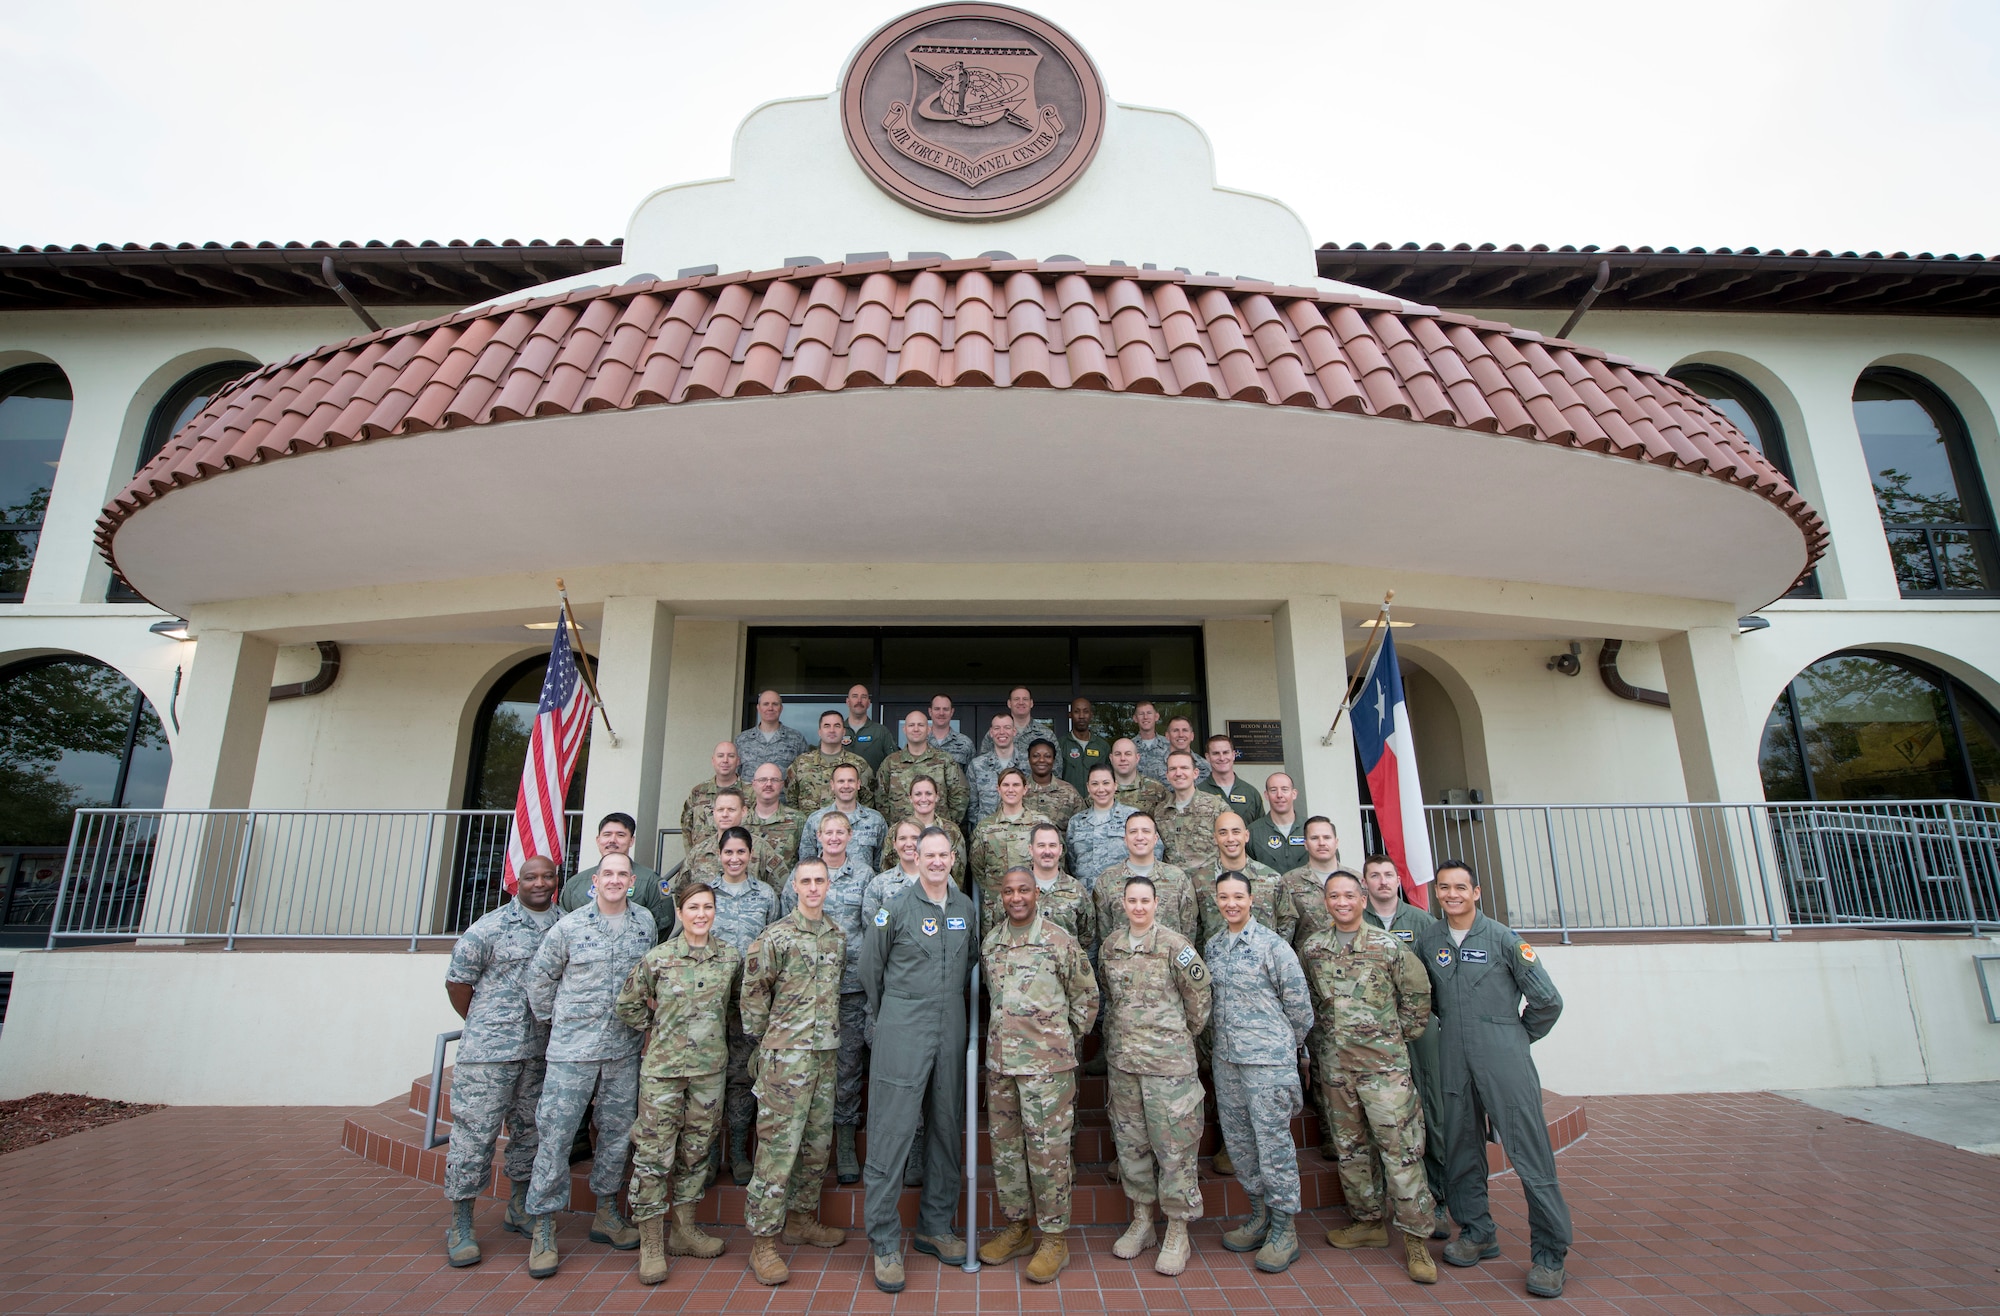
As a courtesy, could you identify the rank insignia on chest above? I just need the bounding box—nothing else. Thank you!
[946,917,967,930]
[922,917,939,937]
[1460,948,1489,962]
[875,909,890,927]
[1434,948,1453,967]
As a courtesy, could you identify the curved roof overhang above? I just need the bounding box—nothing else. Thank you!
[99,257,1825,615]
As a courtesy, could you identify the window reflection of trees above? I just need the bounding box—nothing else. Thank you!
[1761,651,2000,803]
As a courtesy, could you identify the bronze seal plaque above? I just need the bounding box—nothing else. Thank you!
[842,4,1106,220]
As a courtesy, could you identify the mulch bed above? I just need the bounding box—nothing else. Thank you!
[0,1092,163,1156]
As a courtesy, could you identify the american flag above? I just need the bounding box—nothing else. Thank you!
[503,608,594,894]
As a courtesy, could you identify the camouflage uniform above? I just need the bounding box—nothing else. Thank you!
[784,748,877,814]
[983,914,1100,1234]
[1205,921,1315,1216]
[680,777,745,850]
[738,908,846,1236]
[1034,871,1097,954]
[930,726,976,769]
[523,903,657,1216]
[1066,803,1138,892]
[1282,864,1349,948]
[442,898,559,1201]
[1024,778,1084,831]
[980,718,1058,758]
[876,749,970,828]
[1363,899,1446,1207]
[559,864,674,942]
[903,815,967,884]
[681,830,786,895]
[969,810,1054,922]
[965,750,1036,827]
[1298,923,1436,1238]
[1101,922,1211,1221]
[799,803,890,874]
[711,876,780,1150]
[1093,861,1200,944]
[840,717,899,771]
[613,931,738,1219]
[781,858,875,1126]
[1155,792,1227,870]
[1248,816,1310,875]
[745,805,807,875]
[1195,858,1295,948]
[1114,776,1170,817]
[736,723,812,782]
[1131,736,1173,784]
[1197,775,1265,825]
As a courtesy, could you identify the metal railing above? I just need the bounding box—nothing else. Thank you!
[46,809,585,949]
[1358,800,1999,941]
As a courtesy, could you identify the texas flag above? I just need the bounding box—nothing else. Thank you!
[1353,627,1435,907]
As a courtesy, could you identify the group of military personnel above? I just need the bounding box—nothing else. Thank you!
[438,684,1574,1299]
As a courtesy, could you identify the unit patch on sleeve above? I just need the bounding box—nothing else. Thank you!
[1175,946,1196,968]
[1519,942,1538,962]
[875,908,890,927]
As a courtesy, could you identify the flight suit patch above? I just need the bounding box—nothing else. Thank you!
[659,878,672,895]
[921,917,939,937]
[1434,947,1453,967]
[875,908,890,927]
[1393,929,1414,941]
[1519,942,1538,962]
[946,917,967,930]
[1460,948,1489,962]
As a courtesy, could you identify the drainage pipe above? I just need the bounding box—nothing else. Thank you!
[270,641,341,701]
[1597,638,1670,708]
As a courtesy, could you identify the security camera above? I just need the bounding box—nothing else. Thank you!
[1546,641,1582,677]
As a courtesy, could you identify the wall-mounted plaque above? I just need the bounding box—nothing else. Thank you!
[1227,719,1287,763]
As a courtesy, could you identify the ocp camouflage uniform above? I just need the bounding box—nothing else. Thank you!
[901,815,967,884]
[799,803,890,874]
[876,749,970,827]
[681,830,786,895]
[969,810,1054,922]
[523,903,658,1216]
[1155,791,1227,870]
[784,748,877,814]
[1282,864,1349,948]
[1066,803,1138,892]
[711,877,780,1161]
[1101,922,1211,1221]
[736,723,813,782]
[1034,871,1097,954]
[1364,898,1446,1205]
[680,777,745,850]
[744,805,807,875]
[1195,858,1295,948]
[1205,921,1315,1215]
[931,727,976,768]
[983,914,1100,1234]
[1115,776,1170,816]
[1025,778,1084,830]
[980,718,1058,758]
[1093,861,1200,944]
[613,931,738,1219]
[1298,922,1435,1238]
[738,908,846,1236]
[965,750,1037,827]
[559,864,674,942]
[442,898,559,1201]
[781,858,874,1126]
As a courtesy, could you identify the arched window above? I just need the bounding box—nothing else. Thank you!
[0,656,171,933]
[108,360,258,602]
[1760,650,2000,803]
[0,365,74,602]
[1853,370,1998,595]
[1672,364,1818,598]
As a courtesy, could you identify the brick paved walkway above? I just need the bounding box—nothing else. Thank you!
[2,1092,1996,1314]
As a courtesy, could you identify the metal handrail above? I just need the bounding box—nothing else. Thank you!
[425,1029,463,1149]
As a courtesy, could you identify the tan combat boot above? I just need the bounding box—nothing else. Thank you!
[591,1201,640,1250]
[872,1250,906,1293]
[781,1210,845,1248]
[1404,1231,1438,1284]
[1025,1232,1069,1283]
[1254,1211,1298,1273]
[1326,1218,1390,1249]
[444,1198,481,1267]
[1212,1146,1235,1175]
[636,1216,670,1285]
[1111,1203,1156,1259]
[527,1214,559,1279]
[748,1234,790,1285]
[669,1201,725,1258]
[1154,1218,1191,1276]
[978,1218,1036,1265]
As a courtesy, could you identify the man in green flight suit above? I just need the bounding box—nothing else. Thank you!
[1416,859,1571,1300]
[1360,852,1449,1239]
[558,812,675,941]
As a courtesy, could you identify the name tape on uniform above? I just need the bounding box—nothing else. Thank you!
[946,917,967,930]
[1460,948,1489,962]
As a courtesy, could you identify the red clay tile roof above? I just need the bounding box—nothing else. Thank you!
[97,257,1827,580]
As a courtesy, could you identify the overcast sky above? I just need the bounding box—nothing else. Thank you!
[5,0,1996,256]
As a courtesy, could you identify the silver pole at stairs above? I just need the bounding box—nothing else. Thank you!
[962,894,982,1273]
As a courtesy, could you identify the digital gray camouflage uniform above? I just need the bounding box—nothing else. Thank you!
[736,723,813,782]
[1100,922,1212,1221]
[522,902,657,1216]
[442,898,559,1201]
[784,747,877,814]
[1131,736,1173,784]
[560,864,674,942]
[1298,922,1436,1237]
[709,876,779,1161]
[930,727,976,768]
[1204,920,1315,1215]
[980,718,1058,758]
[876,749,970,827]
[738,907,846,1236]
[1196,857,1295,948]
[983,913,1100,1234]
[1066,803,1138,891]
[1093,861,1200,944]
[613,930,738,1218]
[1155,791,1227,870]
[781,858,875,1126]
[799,803,890,874]
[965,751,1036,827]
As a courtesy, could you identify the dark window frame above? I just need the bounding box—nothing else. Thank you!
[108,360,259,601]
[460,652,595,813]
[0,363,74,603]
[1854,367,2000,598]
[1764,647,2000,803]
[1670,363,1821,600]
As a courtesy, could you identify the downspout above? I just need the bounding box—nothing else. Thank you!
[1598,639,1669,708]
[320,256,383,333]
[270,641,342,701]
[1556,260,1613,340]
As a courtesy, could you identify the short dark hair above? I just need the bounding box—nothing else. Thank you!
[1001,865,1034,886]
[1126,810,1156,829]
[1304,815,1336,834]
[1214,871,1251,895]
[819,709,845,724]
[1086,763,1115,781]
[1123,873,1156,894]
[597,812,638,835]
[713,786,745,805]
[793,858,830,877]
[1205,733,1233,750]
[997,766,1027,786]
[831,763,861,780]
[918,826,954,848]
[718,826,753,851]
[1030,822,1063,844]
[1028,740,1056,757]
[1362,852,1397,870]
[1166,749,1197,768]
[1324,869,1363,892]
[677,881,718,909]
[1435,858,1477,884]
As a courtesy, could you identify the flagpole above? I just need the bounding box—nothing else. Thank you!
[556,577,620,748]
[1320,589,1394,745]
